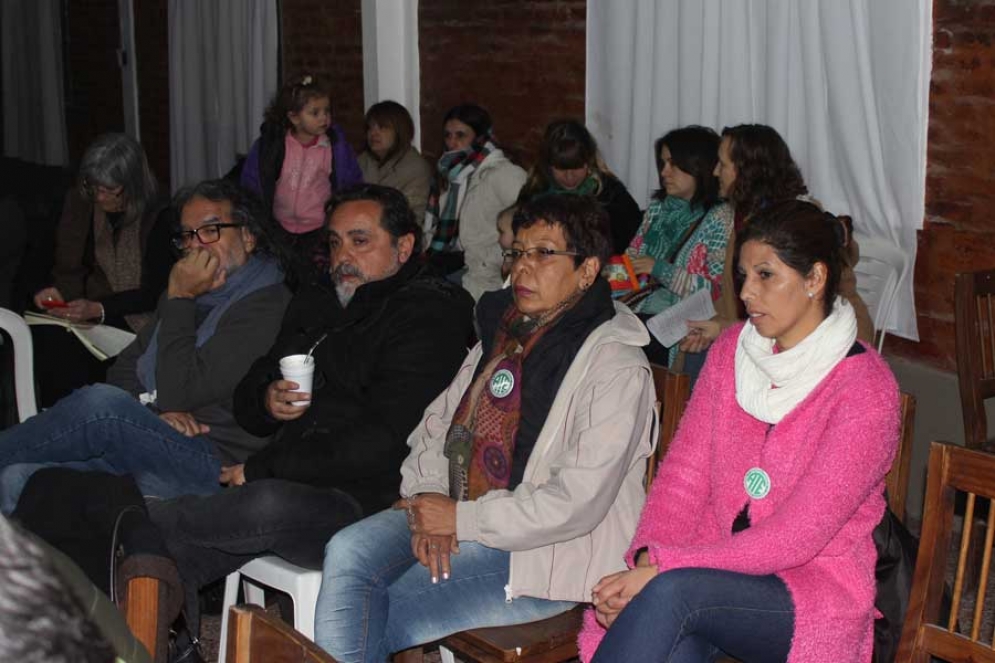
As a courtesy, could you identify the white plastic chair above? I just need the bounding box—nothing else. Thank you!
[217,555,322,663]
[852,235,906,352]
[0,307,37,422]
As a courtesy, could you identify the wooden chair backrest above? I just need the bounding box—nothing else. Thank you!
[646,364,691,490]
[955,270,995,449]
[887,392,916,523]
[227,604,336,663]
[898,442,995,663]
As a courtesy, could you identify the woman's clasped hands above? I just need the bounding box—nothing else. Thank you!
[591,553,659,628]
[393,493,459,584]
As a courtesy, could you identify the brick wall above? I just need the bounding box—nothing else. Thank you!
[888,0,995,371]
[64,0,124,166]
[418,0,586,167]
[281,0,366,153]
[134,0,170,191]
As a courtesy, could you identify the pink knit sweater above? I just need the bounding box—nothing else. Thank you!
[578,324,900,662]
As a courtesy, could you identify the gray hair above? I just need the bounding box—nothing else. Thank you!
[0,515,115,662]
[78,132,158,226]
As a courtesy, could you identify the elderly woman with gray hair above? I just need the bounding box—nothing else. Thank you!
[31,133,174,406]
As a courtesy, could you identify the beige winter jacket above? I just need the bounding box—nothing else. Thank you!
[358,147,434,222]
[400,302,656,602]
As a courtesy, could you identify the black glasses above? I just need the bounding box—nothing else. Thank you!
[171,223,243,250]
[501,247,582,264]
[82,178,124,199]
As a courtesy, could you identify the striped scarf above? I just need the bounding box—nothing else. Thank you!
[426,139,495,252]
[444,292,581,500]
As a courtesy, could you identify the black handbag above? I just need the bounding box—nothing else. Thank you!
[872,502,918,663]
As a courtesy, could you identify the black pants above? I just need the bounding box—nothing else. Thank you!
[148,479,363,633]
[32,325,111,407]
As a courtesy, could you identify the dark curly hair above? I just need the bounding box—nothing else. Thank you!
[262,74,332,132]
[512,193,612,269]
[654,125,721,208]
[721,124,807,219]
[172,179,275,257]
[737,199,846,318]
[325,183,422,250]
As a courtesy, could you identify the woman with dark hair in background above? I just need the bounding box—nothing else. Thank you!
[624,126,734,370]
[518,119,642,254]
[30,133,174,406]
[681,124,874,356]
[425,103,526,300]
[358,100,433,220]
[582,199,899,663]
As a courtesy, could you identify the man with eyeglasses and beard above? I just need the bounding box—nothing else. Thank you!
[145,184,475,652]
[0,178,293,514]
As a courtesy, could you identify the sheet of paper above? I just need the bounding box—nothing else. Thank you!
[77,325,136,358]
[645,288,717,348]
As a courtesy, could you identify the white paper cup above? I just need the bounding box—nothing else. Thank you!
[279,354,315,407]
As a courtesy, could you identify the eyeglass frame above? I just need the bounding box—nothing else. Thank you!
[81,177,125,199]
[501,246,584,264]
[171,223,244,250]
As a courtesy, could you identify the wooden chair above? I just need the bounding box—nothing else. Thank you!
[226,604,337,663]
[888,392,917,524]
[955,269,995,450]
[897,442,995,662]
[438,365,690,663]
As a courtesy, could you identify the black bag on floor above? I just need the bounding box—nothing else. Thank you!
[872,504,918,663]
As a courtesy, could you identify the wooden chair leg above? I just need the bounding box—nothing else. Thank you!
[124,576,160,659]
[393,646,424,663]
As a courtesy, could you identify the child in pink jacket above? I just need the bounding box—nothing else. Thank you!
[582,199,900,662]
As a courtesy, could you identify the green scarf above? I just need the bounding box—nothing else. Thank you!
[632,197,705,263]
[545,174,600,198]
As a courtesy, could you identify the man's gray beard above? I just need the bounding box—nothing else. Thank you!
[335,282,357,307]
[331,250,402,308]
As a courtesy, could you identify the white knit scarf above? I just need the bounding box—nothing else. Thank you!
[735,296,858,424]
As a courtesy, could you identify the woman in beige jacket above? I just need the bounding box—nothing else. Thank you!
[357,101,433,221]
[316,194,655,663]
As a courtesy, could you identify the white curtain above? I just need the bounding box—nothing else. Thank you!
[362,0,421,149]
[1,0,68,165]
[586,0,931,341]
[168,0,278,191]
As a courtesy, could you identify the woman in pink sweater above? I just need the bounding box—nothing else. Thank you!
[581,199,900,662]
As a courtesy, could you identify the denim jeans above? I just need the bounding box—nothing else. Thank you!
[148,479,364,635]
[315,508,575,663]
[0,383,222,514]
[592,568,795,663]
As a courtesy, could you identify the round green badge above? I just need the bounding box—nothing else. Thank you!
[490,369,515,398]
[744,467,771,499]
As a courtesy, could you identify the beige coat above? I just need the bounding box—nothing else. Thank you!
[358,147,434,222]
[400,302,656,602]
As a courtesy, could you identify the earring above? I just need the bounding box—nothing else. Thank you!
[807,292,814,299]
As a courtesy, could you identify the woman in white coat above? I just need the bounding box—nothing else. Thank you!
[424,104,526,300]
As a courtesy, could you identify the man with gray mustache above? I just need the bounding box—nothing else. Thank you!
[149,184,475,648]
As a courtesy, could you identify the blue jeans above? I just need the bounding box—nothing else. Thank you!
[315,508,575,663]
[592,568,795,663]
[0,384,222,514]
